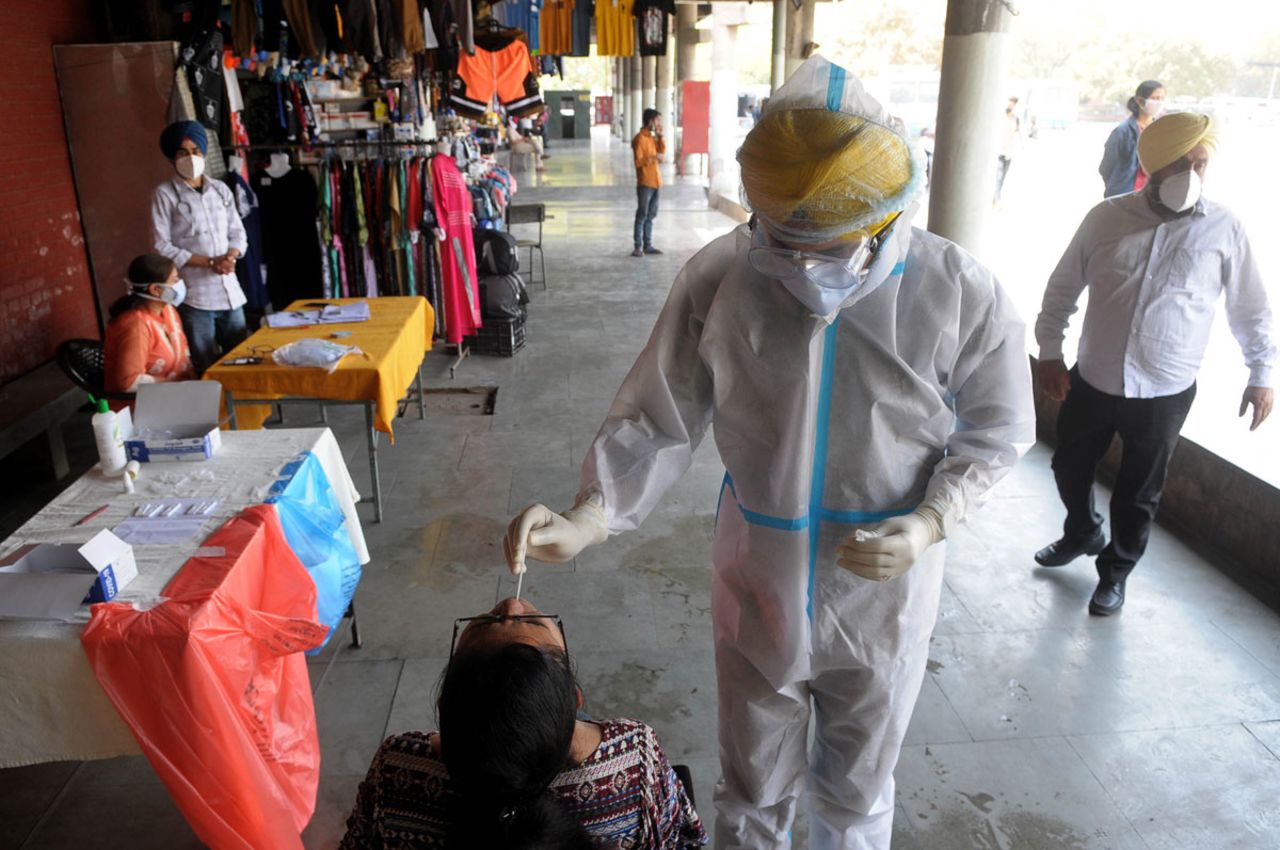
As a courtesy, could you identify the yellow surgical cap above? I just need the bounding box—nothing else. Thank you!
[738,109,914,244]
[1137,112,1218,176]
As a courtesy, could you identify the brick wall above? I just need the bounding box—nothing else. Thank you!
[0,0,99,387]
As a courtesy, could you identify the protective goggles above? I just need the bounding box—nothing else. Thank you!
[747,225,873,289]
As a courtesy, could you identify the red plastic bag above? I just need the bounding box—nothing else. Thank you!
[82,505,329,850]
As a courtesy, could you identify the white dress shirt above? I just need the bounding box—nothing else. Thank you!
[151,176,249,311]
[1036,190,1275,398]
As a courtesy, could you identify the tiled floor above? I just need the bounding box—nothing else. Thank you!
[3,131,1280,849]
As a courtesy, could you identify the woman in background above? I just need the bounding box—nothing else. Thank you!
[1099,79,1165,197]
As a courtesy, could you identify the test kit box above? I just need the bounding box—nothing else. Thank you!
[124,381,223,463]
[0,530,137,620]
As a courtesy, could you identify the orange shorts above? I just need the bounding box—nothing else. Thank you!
[451,42,543,118]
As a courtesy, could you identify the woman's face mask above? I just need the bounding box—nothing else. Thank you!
[1140,96,1165,119]
[135,279,187,307]
[175,153,205,180]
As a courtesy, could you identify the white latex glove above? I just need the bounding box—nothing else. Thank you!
[835,506,945,582]
[503,499,608,575]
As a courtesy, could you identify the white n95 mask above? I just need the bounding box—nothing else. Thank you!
[748,226,872,316]
[1157,169,1201,213]
[175,154,206,180]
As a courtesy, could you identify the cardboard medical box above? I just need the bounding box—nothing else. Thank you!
[124,381,222,463]
[0,530,138,619]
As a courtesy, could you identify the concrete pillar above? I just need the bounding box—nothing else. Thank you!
[784,0,815,79]
[629,49,643,140]
[927,0,1013,255]
[657,23,675,163]
[642,56,657,111]
[771,0,786,92]
[676,4,697,82]
[708,5,744,193]
[617,58,627,138]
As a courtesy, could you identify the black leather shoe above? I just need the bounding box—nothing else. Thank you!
[1089,580,1125,616]
[1034,533,1106,567]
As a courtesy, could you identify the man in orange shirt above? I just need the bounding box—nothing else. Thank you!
[631,109,665,257]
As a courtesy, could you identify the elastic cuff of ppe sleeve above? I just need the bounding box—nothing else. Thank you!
[1247,365,1272,388]
[566,495,609,545]
[914,503,949,544]
[1037,346,1064,363]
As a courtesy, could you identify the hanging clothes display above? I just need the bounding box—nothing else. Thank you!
[430,154,483,344]
[503,0,542,53]
[595,0,635,56]
[570,0,593,56]
[224,170,270,311]
[450,35,544,118]
[279,0,325,56]
[539,0,574,56]
[633,0,675,57]
[253,166,324,309]
[339,0,382,58]
[180,26,225,129]
[231,0,258,60]
[430,0,476,55]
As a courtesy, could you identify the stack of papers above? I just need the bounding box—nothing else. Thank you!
[111,499,220,545]
[265,301,371,328]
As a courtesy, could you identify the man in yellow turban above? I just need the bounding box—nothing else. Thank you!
[1034,111,1275,616]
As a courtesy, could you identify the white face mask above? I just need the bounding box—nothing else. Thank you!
[1157,169,1201,213]
[1140,97,1165,119]
[134,279,187,307]
[748,227,872,317]
[175,154,206,180]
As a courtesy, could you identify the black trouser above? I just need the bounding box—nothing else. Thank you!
[1050,368,1196,584]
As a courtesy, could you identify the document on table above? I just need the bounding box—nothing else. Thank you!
[264,301,371,328]
[111,499,221,545]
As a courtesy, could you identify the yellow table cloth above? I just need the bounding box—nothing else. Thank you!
[206,296,434,441]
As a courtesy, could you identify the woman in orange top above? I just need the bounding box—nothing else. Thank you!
[104,253,196,402]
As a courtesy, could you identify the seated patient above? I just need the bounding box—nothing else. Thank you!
[103,253,195,400]
[340,596,707,849]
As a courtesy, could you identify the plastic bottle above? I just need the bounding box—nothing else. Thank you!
[91,397,127,475]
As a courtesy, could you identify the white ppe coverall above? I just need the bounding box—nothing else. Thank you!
[577,60,1036,850]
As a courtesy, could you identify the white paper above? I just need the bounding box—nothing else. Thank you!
[264,301,371,328]
[111,518,211,546]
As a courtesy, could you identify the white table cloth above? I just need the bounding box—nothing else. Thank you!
[0,428,367,768]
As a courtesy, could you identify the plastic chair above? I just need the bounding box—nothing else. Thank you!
[506,203,547,291]
[56,338,135,403]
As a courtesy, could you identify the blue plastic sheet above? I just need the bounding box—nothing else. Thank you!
[266,452,362,652]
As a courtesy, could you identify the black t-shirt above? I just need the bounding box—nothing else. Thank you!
[633,0,675,57]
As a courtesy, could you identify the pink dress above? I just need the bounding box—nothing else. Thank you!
[430,154,482,344]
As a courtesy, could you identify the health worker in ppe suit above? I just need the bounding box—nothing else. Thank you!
[504,56,1036,850]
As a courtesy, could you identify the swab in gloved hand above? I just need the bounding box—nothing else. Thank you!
[503,498,609,575]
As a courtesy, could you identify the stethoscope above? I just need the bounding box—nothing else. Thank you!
[175,193,233,218]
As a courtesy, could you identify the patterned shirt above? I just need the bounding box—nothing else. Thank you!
[340,718,708,849]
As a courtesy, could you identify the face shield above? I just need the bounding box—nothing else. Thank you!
[748,222,877,290]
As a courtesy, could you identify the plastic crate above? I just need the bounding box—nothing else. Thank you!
[464,316,526,357]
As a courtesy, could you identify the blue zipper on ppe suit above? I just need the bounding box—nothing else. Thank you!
[716,66,915,620]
